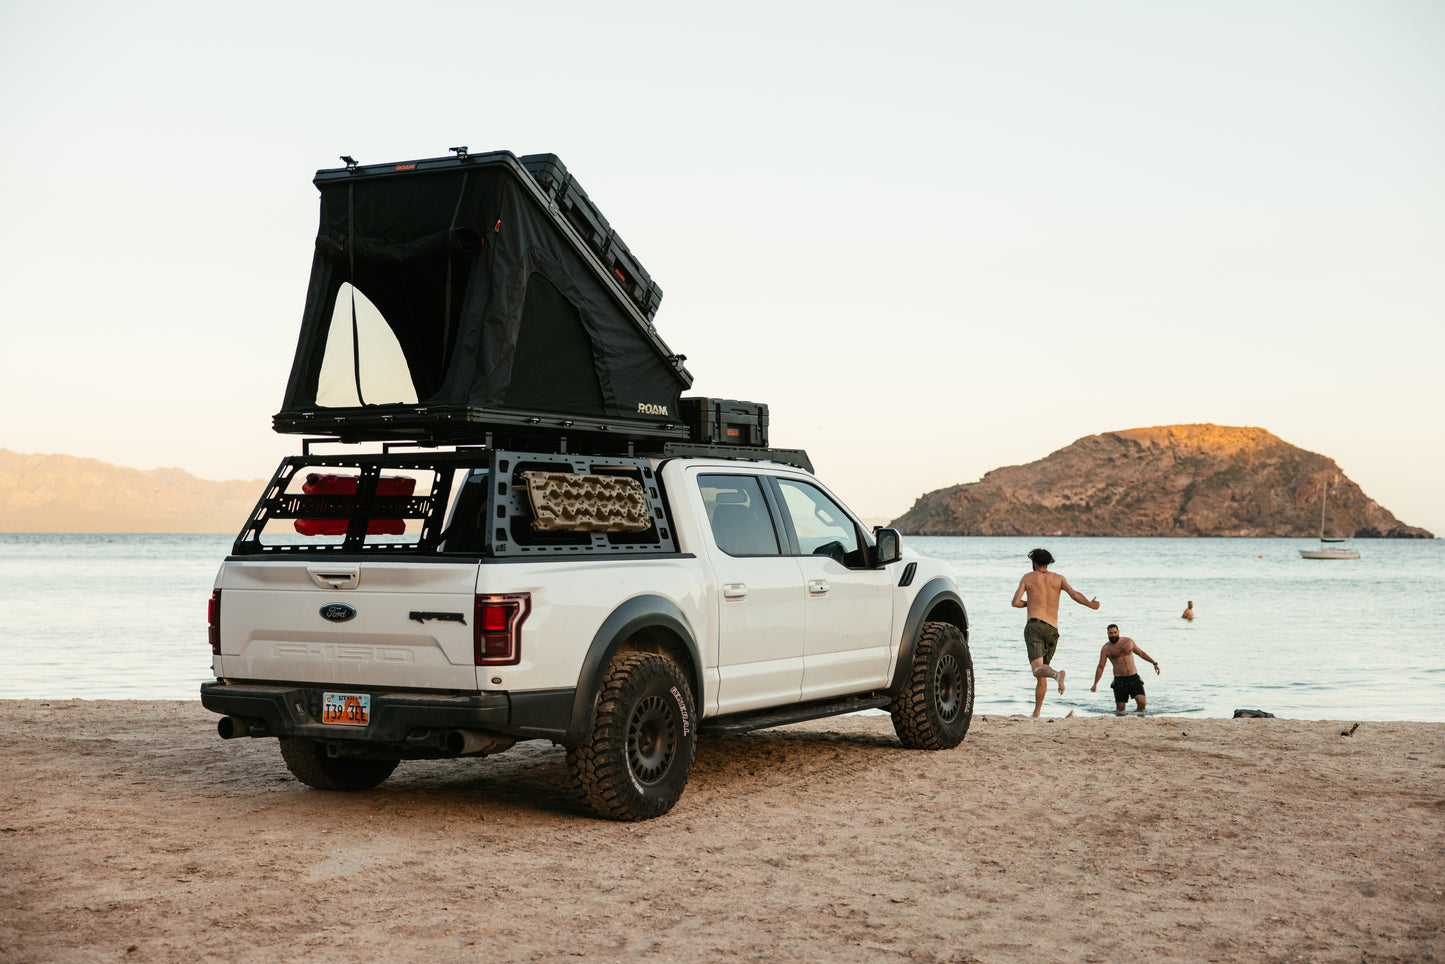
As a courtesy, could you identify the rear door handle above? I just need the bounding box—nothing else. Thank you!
[808,579,830,596]
[723,583,748,600]
[308,567,360,590]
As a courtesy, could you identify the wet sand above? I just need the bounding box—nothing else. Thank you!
[1,699,1442,963]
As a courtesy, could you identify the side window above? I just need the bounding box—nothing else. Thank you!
[698,474,780,557]
[776,479,864,567]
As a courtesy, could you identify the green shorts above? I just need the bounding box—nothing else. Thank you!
[1024,618,1059,664]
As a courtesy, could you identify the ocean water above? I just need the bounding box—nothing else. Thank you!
[915,536,1445,722]
[1,533,1441,722]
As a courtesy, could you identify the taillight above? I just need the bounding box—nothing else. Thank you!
[208,589,222,655]
[474,593,530,665]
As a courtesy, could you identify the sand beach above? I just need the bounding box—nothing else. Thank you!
[1,699,1441,963]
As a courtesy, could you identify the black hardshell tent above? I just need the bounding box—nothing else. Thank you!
[275,150,692,445]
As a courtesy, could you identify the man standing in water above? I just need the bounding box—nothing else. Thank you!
[1092,624,1160,713]
[1010,548,1100,717]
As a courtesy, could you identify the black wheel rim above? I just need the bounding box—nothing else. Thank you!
[628,694,676,785]
[934,653,961,723]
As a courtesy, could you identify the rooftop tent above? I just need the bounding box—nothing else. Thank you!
[275,151,693,444]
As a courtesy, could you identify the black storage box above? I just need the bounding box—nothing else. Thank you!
[520,154,663,321]
[274,149,689,446]
[679,398,769,447]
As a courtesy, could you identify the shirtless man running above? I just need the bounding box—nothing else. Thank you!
[1010,548,1100,717]
[1091,624,1160,713]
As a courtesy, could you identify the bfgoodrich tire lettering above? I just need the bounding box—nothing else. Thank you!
[566,652,696,821]
[278,738,399,791]
[890,621,973,750]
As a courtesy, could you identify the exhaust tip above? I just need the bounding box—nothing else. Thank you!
[443,729,515,756]
[217,716,254,739]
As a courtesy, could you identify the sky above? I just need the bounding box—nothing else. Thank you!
[3,1,1443,532]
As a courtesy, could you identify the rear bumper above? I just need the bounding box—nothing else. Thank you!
[200,681,574,745]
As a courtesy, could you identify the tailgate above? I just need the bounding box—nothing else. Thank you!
[215,560,479,690]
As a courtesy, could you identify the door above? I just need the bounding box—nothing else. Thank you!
[697,473,805,714]
[771,477,894,699]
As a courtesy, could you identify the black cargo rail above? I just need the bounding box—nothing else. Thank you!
[231,448,682,558]
[232,452,487,556]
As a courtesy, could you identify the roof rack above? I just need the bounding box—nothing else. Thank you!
[295,435,813,474]
[659,442,812,473]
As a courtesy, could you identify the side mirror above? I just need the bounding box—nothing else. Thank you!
[873,527,902,567]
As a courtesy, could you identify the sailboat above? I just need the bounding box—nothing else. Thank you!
[1299,480,1360,559]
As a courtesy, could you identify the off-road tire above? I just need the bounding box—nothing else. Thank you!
[278,738,399,791]
[891,621,973,750]
[566,652,696,821]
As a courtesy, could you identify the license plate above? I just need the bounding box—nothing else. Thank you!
[322,692,371,726]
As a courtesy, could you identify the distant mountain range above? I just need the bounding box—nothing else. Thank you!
[889,425,1433,539]
[4,430,1433,538]
[0,450,264,533]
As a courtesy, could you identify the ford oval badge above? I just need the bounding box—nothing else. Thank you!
[320,603,357,623]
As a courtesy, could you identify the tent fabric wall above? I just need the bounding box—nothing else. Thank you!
[276,153,691,440]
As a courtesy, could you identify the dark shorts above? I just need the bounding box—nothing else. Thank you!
[1024,618,1059,664]
[1111,674,1146,701]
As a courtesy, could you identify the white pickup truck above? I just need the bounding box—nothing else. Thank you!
[202,445,972,820]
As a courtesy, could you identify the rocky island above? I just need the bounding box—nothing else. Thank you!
[890,424,1433,538]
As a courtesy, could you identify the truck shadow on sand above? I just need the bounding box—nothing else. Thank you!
[248,725,919,822]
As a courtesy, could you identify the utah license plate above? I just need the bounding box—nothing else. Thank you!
[322,692,371,726]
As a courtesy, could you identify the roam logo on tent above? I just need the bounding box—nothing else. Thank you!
[637,403,670,416]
